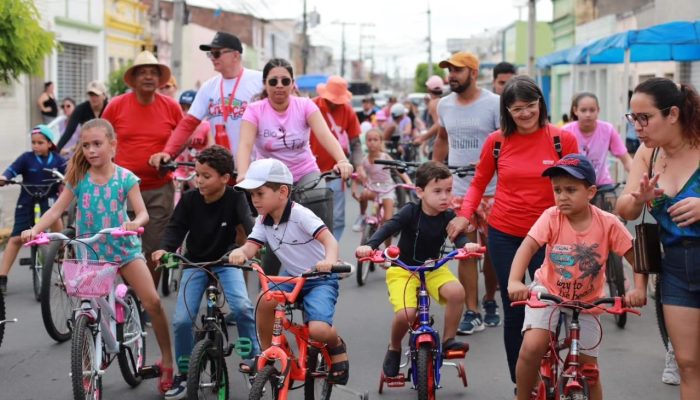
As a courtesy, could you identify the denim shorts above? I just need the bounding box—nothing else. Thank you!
[275,272,339,325]
[660,244,700,309]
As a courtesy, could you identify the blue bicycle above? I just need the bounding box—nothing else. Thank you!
[359,245,484,400]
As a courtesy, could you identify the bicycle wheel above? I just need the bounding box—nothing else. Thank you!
[40,230,75,342]
[117,289,145,387]
[161,267,171,297]
[31,245,44,302]
[655,276,669,350]
[356,224,376,287]
[416,343,436,400]
[187,338,229,400]
[0,290,5,350]
[557,376,589,400]
[606,253,627,328]
[305,347,333,400]
[71,315,101,400]
[249,364,281,400]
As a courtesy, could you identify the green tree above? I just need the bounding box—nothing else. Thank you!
[107,63,132,97]
[414,63,445,92]
[0,0,57,83]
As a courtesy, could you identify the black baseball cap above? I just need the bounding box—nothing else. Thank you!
[542,154,596,186]
[199,32,243,53]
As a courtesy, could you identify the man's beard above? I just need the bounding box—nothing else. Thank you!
[449,74,472,94]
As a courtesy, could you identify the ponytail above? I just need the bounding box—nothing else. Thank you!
[679,83,700,147]
[65,146,90,187]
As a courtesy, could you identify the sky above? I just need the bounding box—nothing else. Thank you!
[243,0,554,78]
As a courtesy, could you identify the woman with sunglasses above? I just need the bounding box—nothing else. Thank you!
[617,78,700,400]
[446,76,578,393]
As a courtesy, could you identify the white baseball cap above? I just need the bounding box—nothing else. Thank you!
[235,158,293,190]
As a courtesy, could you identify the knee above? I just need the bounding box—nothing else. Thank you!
[308,322,334,342]
[675,352,699,376]
[518,336,548,364]
[395,309,417,324]
[140,293,163,315]
[442,285,465,305]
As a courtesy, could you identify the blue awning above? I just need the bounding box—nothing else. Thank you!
[295,74,329,91]
[537,20,700,68]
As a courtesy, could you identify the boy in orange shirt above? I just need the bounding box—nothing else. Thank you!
[507,154,647,400]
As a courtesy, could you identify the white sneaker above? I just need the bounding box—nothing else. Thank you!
[164,374,187,399]
[351,215,364,232]
[662,347,681,386]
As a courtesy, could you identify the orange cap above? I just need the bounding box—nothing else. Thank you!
[438,51,480,70]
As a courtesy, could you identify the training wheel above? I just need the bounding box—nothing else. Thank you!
[379,372,385,393]
[458,362,467,387]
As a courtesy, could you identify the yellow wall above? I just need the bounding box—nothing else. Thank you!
[105,0,149,73]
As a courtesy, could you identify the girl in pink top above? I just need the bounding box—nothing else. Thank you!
[237,58,353,184]
[563,92,632,188]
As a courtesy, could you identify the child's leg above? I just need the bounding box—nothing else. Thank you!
[0,236,22,276]
[255,292,278,350]
[437,281,465,340]
[515,328,550,400]
[390,308,417,351]
[381,198,394,248]
[120,258,173,368]
[214,266,260,357]
[359,189,372,215]
[578,354,601,400]
[171,268,208,375]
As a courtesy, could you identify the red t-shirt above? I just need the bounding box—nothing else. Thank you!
[103,92,183,190]
[309,97,361,171]
[460,124,579,237]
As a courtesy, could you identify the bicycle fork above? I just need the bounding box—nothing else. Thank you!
[257,304,294,397]
[559,319,599,395]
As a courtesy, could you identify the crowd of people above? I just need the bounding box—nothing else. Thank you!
[1,29,698,400]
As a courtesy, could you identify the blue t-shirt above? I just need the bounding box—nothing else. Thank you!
[650,168,700,246]
[3,151,66,204]
[69,165,142,264]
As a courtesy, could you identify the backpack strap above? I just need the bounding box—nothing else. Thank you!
[492,138,502,171]
[553,134,562,159]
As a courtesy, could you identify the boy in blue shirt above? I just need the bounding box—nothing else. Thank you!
[0,125,65,293]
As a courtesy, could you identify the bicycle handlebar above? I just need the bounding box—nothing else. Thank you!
[447,164,476,178]
[358,245,485,272]
[511,291,641,316]
[23,227,144,247]
[158,252,254,271]
[249,261,350,304]
[293,170,342,193]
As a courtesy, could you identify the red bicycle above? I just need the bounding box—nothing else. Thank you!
[512,292,640,400]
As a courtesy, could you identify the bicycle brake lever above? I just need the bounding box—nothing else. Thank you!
[23,232,50,247]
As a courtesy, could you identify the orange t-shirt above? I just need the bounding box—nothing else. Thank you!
[309,97,361,172]
[529,205,633,304]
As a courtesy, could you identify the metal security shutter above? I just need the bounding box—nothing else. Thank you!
[57,42,96,102]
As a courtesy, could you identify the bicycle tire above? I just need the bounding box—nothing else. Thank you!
[557,375,589,400]
[655,276,669,350]
[161,267,171,297]
[305,347,333,400]
[40,229,74,342]
[356,224,376,287]
[31,245,44,302]
[71,314,101,400]
[117,289,145,387]
[416,343,436,400]
[187,338,229,400]
[0,290,5,350]
[606,253,627,328]
[250,364,281,400]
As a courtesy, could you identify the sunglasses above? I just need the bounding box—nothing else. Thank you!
[267,77,292,87]
[206,49,235,59]
[625,106,672,127]
[60,104,73,109]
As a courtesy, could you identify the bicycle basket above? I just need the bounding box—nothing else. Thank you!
[293,187,334,230]
[62,260,118,298]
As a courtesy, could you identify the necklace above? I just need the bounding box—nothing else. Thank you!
[658,142,689,174]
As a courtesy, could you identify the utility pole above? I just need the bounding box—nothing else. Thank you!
[172,0,184,85]
[332,21,356,78]
[427,3,433,76]
[149,0,160,55]
[527,0,536,77]
[302,0,309,74]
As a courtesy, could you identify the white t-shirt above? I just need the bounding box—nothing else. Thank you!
[247,201,328,276]
[188,69,264,154]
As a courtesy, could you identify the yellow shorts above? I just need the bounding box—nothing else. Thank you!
[386,265,459,313]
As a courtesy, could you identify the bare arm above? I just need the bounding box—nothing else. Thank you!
[314,229,339,273]
[23,189,75,240]
[623,248,648,307]
[432,126,449,162]
[235,120,258,182]
[616,145,661,220]
[507,236,541,301]
[125,184,149,228]
[228,242,260,264]
[37,93,50,112]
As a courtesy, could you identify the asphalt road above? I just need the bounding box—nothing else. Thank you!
[0,193,680,400]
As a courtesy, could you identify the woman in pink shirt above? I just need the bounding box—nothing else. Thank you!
[563,92,632,192]
[237,58,352,184]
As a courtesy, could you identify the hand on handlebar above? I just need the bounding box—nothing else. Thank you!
[228,248,247,265]
[333,160,354,180]
[151,249,166,264]
[122,221,141,233]
[149,152,172,168]
[314,259,333,273]
[507,280,530,302]
[624,287,647,308]
[463,242,482,253]
[355,245,373,259]
[0,175,7,186]
[20,228,38,243]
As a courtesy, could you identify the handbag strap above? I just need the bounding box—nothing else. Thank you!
[642,147,661,222]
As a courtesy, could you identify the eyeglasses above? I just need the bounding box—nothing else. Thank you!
[507,100,540,116]
[267,77,292,87]
[625,106,672,127]
[206,49,235,59]
[61,104,73,109]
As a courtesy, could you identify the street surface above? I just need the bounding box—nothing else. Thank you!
[0,192,679,400]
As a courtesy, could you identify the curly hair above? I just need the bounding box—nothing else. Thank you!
[195,145,235,177]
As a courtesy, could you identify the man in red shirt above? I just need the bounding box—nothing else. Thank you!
[309,76,362,239]
[102,51,183,286]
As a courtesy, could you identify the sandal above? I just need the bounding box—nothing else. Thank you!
[382,347,402,377]
[155,360,174,394]
[239,358,256,375]
[327,337,350,385]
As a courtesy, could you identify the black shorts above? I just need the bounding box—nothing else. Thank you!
[10,198,54,236]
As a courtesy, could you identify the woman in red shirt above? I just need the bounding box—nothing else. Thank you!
[448,76,578,389]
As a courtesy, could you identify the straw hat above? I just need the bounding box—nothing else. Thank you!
[316,75,352,105]
[124,51,172,88]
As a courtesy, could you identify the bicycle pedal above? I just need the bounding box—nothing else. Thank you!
[19,258,31,266]
[137,365,161,379]
[444,348,468,359]
[385,374,406,387]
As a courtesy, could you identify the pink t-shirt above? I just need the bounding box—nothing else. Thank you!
[529,205,632,304]
[362,152,393,185]
[562,120,626,186]
[242,96,320,182]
